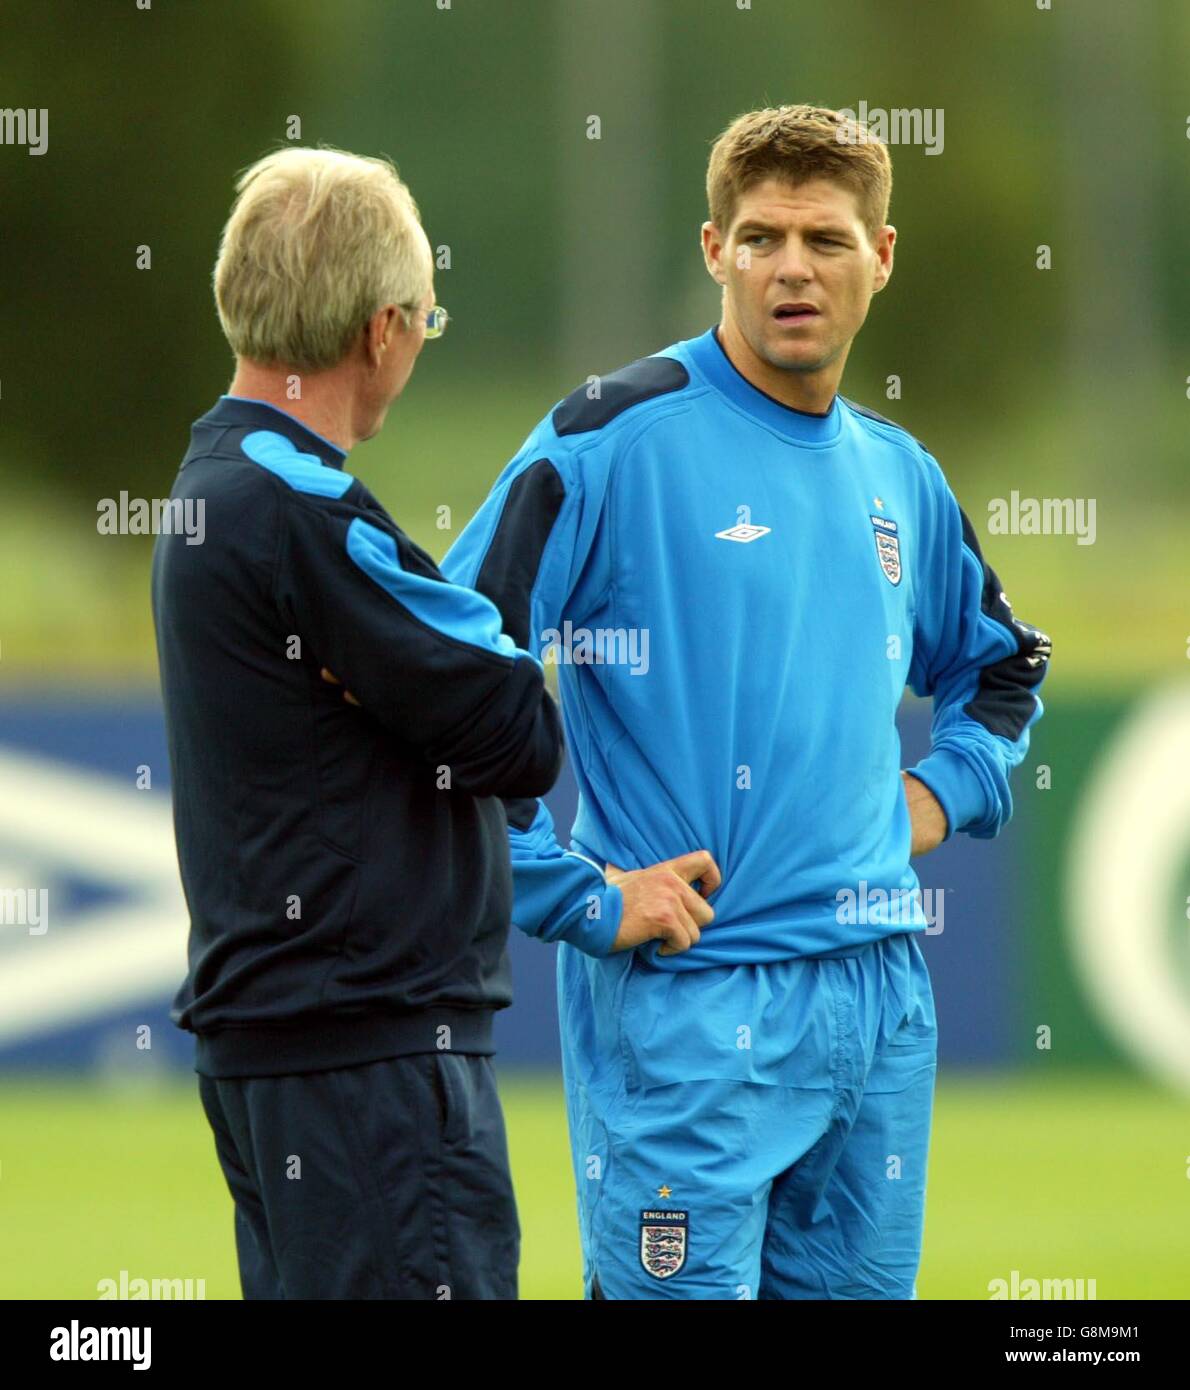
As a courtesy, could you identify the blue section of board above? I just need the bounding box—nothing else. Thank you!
[0,691,1015,1070]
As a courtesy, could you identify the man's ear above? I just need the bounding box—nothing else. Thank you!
[366,305,398,366]
[872,224,896,293]
[701,221,727,286]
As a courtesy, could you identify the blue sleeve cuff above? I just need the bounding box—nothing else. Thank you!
[554,881,622,956]
[906,747,989,840]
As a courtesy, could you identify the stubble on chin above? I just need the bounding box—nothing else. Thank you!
[760,340,834,376]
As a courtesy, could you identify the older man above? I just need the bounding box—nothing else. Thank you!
[151,148,565,1299]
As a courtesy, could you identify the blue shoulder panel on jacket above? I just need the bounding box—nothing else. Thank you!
[240,429,354,498]
[346,518,540,667]
[552,355,689,436]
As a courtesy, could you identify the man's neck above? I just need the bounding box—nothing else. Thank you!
[716,319,843,415]
[227,361,356,452]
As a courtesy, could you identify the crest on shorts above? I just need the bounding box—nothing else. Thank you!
[640,1209,688,1279]
[871,513,902,586]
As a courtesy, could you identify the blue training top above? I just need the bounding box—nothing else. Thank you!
[442,327,1051,968]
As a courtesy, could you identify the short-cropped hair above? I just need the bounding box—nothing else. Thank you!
[214,146,432,371]
[707,105,892,245]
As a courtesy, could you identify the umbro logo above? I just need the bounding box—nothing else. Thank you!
[715,523,771,543]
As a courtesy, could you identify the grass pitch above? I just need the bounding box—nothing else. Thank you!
[0,1071,1184,1300]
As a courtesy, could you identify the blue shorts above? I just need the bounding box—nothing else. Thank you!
[557,931,937,1299]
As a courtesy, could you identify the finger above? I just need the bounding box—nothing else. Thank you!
[656,907,699,956]
[657,934,686,957]
[342,690,361,708]
[667,850,722,896]
[694,853,722,896]
[320,668,341,685]
[677,879,714,927]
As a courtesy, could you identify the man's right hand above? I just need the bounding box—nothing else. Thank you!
[605,851,722,956]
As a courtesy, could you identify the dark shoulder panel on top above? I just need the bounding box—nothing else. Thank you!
[841,396,899,428]
[475,458,565,650]
[552,355,689,436]
[840,396,926,450]
[957,508,1052,740]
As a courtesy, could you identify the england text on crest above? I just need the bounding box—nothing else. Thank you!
[639,1209,688,1279]
[870,513,902,586]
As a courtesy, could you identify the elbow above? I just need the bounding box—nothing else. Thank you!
[449,696,565,800]
[454,724,564,800]
[512,732,565,798]
[495,683,565,798]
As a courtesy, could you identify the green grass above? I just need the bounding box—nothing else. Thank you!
[0,1071,1185,1300]
[918,1074,1190,1300]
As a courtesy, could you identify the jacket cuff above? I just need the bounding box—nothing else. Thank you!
[555,880,622,956]
[906,747,988,840]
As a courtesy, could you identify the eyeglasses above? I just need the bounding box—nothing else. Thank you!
[402,304,449,339]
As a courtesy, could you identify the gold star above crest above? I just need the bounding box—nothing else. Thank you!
[657,1184,672,1199]
[874,496,885,510]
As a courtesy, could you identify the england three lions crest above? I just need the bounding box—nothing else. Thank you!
[640,1209,688,1279]
[871,514,902,586]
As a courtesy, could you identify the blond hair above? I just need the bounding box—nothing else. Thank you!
[213,146,432,370]
[707,105,892,245]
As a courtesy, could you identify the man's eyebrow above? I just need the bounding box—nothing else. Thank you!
[734,219,784,235]
[734,219,858,240]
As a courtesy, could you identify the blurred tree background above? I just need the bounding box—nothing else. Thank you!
[1,0,1188,1306]
[0,0,1185,684]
